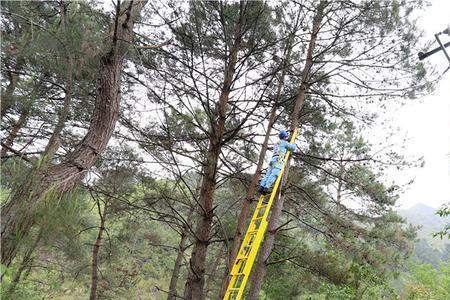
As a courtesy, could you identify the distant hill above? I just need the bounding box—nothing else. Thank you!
[397,203,449,250]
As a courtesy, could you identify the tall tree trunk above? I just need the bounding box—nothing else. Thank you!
[183,2,246,299]
[218,30,297,299]
[1,0,147,267]
[167,208,193,300]
[247,2,327,299]
[89,201,107,300]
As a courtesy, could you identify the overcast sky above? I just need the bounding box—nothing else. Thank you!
[387,0,450,209]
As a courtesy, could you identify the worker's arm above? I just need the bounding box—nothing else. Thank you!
[284,141,297,152]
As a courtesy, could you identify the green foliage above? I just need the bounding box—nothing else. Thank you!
[433,203,450,239]
[1,264,50,300]
[400,261,450,300]
[412,239,445,268]
[0,187,11,205]
[1,185,183,300]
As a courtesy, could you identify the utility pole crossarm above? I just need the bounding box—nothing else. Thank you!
[418,26,450,64]
[418,41,450,61]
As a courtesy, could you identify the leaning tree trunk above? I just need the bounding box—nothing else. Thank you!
[218,30,296,300]
[1,0,147,267]
[247,2,326,299]
[183,2,245,299]
[167,209,193,300]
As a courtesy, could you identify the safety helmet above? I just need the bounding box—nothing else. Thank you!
[279,130,288,139]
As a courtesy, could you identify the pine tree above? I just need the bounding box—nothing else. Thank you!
[1,0,147,267]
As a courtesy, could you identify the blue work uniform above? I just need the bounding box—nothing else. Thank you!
[260,140,297,190]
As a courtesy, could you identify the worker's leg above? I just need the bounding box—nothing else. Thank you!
[259,164,274,189]
[261,163,282,190]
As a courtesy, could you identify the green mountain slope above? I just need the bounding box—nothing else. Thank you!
[398,203,449,266]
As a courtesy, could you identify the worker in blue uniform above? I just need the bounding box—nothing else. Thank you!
[258,130,296,195]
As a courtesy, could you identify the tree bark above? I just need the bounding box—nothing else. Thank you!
[1,0,147,267]
[89,201,107,300]
[247,2,327,299]
[167,209,193,300]
[183,2,246,299]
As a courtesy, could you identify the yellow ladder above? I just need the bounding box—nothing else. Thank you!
[223,128,298,300]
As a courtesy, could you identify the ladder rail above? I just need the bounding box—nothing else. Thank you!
[224,128,298,300]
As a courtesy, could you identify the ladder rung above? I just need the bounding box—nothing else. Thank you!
[231,272,245,276]
[236,255,248,260]
[253,216,264,221]
[248,229,259,234]
[256,204,268,209]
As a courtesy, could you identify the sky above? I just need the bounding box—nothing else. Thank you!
[386,0,450,209]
